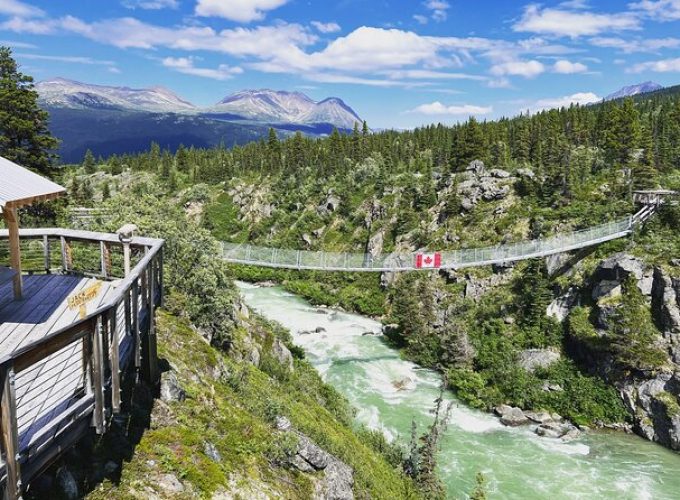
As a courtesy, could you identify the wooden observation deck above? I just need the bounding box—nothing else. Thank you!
[0,227,163,498]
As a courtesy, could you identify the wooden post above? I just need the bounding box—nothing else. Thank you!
[0,365,21,499]
[158,248,164,307]
[43,234,51,273]
[60,236,72,272]
[3,207,23,299]
[133,280,141,369]
[122,242,131,277]
[110,307,121,413]
[143,260,158,384]
[92,316,105,434]
[100,241,111,279]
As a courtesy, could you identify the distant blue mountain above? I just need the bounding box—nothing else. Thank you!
[606,81,664,100]
[36,79,364,163]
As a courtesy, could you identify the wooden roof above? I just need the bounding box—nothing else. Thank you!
[0,156,66,210]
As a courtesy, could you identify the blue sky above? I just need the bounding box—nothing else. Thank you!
[1,0,680,128]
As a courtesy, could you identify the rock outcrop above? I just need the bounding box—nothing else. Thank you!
[228,183,274,223]
[456,161,513,211]
[568,253,680,451]
[276,417,355,500]
[518,349,561,373]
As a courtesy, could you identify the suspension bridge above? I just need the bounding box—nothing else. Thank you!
[221,190,677,272]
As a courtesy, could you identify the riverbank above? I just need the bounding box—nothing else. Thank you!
[238,281,680,499]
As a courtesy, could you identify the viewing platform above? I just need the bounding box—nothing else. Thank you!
[0,228,163,498]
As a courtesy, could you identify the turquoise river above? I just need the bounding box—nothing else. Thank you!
[237,282,680,499]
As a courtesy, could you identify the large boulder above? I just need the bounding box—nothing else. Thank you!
[271,339,294,372]
[160,371,186,403]
[593,253,648,287]
[289,434,354,499]
[518,349,561,373]
[495,405,529,426]
[366,229,385,258]
[547,287,578,322]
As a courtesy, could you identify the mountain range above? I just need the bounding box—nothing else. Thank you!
[37,78,364,163]
[605,81,664,100]
[38,78,669,163]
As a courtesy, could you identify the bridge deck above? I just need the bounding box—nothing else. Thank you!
[222,217,635,272]
[0,275,115,449]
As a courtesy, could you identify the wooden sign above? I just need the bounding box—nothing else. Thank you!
[68,281,103,319]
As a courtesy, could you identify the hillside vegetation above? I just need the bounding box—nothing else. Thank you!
[58,90,680,465]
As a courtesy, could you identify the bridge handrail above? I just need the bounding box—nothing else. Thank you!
[221,217,634,271]
[0,228,163,498]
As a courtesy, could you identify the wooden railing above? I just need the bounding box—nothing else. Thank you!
[0,228,164,499]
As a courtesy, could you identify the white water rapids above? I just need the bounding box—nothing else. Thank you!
[237,281,680,499]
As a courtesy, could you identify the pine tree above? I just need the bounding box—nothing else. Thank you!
[175,144,189,172]
[101,181,111,200]
[0,46,58,174]
[82,149,96,173]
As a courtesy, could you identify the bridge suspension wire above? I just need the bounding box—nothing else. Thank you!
[221,216,637,272]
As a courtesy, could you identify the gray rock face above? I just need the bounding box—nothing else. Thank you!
[518,349,561,372]
[456,161,513,211]
[157,473,185,493]
[464,271,514,300]
[271,339,294,372]
[594,253,647,284]
[318,192,341,215]
[160,371,186,403]
[619,373,680,451]
[289,434,354,499]
[578,256,680,452]
[495,405,529,426]
[56,467,79,500]
[366,229,384,258]
[547,287,578,322]
[204,441,222,463]
[275,416,292,431]
[516,168,536,180]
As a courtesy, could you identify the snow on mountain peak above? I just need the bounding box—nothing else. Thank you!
[606,81,664,101]
[36,78,196,113]
[37,79,363,129]
[211,89,361,129]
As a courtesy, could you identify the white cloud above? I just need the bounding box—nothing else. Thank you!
[408,101,492,115]
[530,92,601,112]
[311,21,341,34]
[161,56,243,80]
[305,73,419,87]
[553,59,588,73]
[629,0,680,21]
[629,57,680,72]
[0,0,44,17]
[16,52,117,66]
[382,69,487,81]
[424,0,451,22]
[513,4,639,37]
[413,14,428,25]
[0,39,36,48]
[195,0,289,23]
[122,0,178,9]
[589,36,680,53]
[0,13,587,88]
[490,60,545,78]
[559,0,590,8]
[487,77,512,88]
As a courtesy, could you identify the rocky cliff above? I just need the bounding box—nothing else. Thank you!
[565,253,680,450]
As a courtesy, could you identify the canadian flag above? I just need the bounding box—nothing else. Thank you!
[415,252,442,269]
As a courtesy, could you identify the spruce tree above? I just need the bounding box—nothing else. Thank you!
[0,46,58,174]
[82,149,96,173]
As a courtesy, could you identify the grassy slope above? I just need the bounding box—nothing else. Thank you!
[87,309,420,499]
